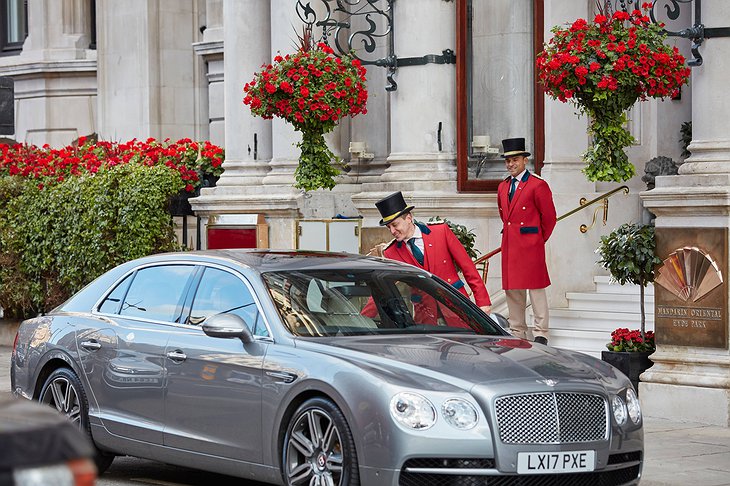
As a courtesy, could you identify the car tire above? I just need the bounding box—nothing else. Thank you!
[38,367,115,474]
[282,397,359,486]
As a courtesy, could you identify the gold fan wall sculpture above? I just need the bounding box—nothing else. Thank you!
[655,246,723,302]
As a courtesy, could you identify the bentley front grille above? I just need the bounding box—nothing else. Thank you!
[495,392,608,444]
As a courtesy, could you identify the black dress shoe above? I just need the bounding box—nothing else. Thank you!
[534,336,548,345]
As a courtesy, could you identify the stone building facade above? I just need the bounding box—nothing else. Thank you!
[2,0,729,425]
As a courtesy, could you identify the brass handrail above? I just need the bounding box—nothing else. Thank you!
[475,185,629,282]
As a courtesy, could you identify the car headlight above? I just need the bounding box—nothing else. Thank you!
[442,399,479,430]
[625,388,642,424]
[612,395,627,426]
[390,392,436,430]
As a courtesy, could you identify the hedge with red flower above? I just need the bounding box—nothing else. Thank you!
[0,137,225,318]
[0,137,224,193]
[536,4,691,182]
[244,42,368,191]
[607,328,655,353]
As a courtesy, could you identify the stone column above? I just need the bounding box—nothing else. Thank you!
[191,0,299,251]
[374,0,457,190]
[640,0,730,426]
[97,0,197,141]
[215,0,271,186]
[261,0,301,186]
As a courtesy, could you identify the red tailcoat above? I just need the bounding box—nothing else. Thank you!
[497,172,557,290]
[382,222,491,306]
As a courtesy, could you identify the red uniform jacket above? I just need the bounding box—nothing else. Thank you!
[361,222,490,328]
[497,172,557,290]
[383,222,491,306]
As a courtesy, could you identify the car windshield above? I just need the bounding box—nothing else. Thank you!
[262,269,504,337]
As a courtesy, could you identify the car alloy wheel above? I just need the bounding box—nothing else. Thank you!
[39,369,83,426]
[283,397,359,486]
[38,367,115,474]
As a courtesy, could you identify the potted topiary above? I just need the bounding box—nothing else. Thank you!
[596,222,662,392]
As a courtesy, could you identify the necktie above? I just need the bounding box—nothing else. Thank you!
[508,177,518,201]
[407,238,424,265]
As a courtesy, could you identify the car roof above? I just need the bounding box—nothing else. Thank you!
[56,250,423,314]
[134,249,419,274]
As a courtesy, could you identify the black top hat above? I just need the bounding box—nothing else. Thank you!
[501,138,531,158]
[375,191,415,226]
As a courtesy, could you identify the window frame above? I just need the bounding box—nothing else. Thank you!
[185,265,270,337]
[455,0,545,192]
[0,0,27,55]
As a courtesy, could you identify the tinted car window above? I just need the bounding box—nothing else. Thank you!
[98,273,132,314]
[188,267,267,336]
[120,265,196,322]
[263,269,503,337]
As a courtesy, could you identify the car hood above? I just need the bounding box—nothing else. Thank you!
[298,334,618,391]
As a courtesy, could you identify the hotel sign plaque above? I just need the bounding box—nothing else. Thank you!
[654,227,728,349]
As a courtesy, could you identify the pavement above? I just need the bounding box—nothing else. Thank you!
[0,321,728,485]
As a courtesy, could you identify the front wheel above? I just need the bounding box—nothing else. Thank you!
[282,397,359,486]
[38,367,115,474]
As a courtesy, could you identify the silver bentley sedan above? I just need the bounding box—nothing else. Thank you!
[10,250,643,485]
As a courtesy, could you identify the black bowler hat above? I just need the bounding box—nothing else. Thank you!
[501,138,531,158]
[375,191,415,226]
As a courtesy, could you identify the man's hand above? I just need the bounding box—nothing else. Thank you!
[479,305,492,314]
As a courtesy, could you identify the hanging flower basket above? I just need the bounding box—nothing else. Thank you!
[536,4,691,182]
[244,42,368,191]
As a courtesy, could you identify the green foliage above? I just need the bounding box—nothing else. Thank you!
[680,121,692,159]
[428,216,480,261]
[294,130,342,191]
[0,164,184,318]
[597,223,660,287]
[582,110,636,182]
[596,223,662,335]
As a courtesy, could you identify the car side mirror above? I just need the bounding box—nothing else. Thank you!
[202,313,255,344]
[489,312,511,333]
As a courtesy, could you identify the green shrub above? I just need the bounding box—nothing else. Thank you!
[0,164,184,318]
[596,223,662,336]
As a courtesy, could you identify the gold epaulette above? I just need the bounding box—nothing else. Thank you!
[531,173,545,180]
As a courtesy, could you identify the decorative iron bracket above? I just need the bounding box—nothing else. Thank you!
[296,0,456,91]
[619,0,730,67]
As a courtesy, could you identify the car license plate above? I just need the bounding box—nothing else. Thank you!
[517,450,595,474]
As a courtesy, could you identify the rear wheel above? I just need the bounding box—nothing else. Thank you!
[282,397,359,486]
[38,367,115,474]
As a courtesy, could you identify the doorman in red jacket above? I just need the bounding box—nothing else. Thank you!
[370,192,492,321]
[497,138,557,345]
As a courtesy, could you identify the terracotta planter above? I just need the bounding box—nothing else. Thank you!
[601,350,654,394]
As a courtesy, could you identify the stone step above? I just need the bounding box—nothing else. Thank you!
[549,329,609,359]
[594,276,655,296]
[549,308,655,332]
[564,291,654,312]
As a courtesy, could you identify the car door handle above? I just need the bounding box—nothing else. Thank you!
[166,350,187,363]
[80,340,102,351]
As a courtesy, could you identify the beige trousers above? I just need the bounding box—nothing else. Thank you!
[505,288,549,339]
